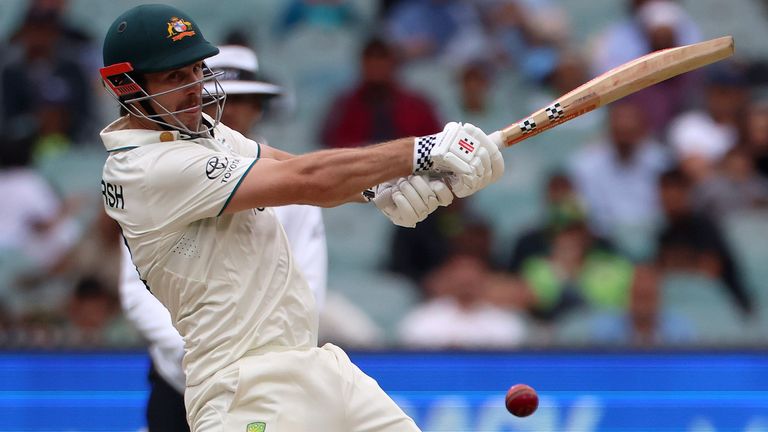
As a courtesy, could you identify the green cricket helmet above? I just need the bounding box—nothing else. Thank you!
[100,4,225,136]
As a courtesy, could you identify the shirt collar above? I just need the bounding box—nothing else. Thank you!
[100,113,217,152]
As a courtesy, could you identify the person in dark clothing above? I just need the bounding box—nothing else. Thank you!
[656,168,753,314]
[742,102,768,180]
[2,8,94,147]
[389,198,492,288]
[320,37,441,148]
[146,364,190,432]
[508,173,614,273]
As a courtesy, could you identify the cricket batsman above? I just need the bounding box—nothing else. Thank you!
[118,44,328,431]
[100,4,503,431]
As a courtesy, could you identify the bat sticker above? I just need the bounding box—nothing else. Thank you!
[519,118,537,133]
[545,103,564,120]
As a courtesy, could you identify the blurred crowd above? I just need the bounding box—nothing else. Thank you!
[2,0,768,350]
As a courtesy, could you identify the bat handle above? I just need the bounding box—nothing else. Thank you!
[489,130,505,150]
[491,124,525,149]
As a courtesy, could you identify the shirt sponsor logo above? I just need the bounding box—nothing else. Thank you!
[219,158,242,184]
[206,156,228,179]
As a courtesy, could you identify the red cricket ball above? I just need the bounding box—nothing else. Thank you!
[505,383,539,417]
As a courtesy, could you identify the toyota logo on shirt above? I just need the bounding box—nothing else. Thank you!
[206,156,228,179]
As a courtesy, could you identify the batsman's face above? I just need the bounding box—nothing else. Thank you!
[143,62,205,132]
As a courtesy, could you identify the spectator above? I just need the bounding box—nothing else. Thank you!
[205,45,283,139]
[742,102,768,179]
[18,209,122,294]
[384,0,487,65]
[656,168,753,314]
[590,0,702,135]
[1,7,94,150]
[11,0,100,72]
[441,60,502,132]
[399,253,527,348]
[538,50,591,104]
[593,264,696,346]
[63,277,138,347]
[275,0,360,36]
[0,137,78,270]
[526,51,604,147]
[518,217,635,323]
[667,62,749,183]
[481,0,569,83]
[559,264,697,346]
[508,173,611,272]
[389,197,491,286]
[569,101,671,238]
[693,146,768,220]
[0,303,15,347]
[320,36,441,148]
[590,0,701,76]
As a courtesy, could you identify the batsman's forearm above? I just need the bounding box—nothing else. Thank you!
[224,138,413,213]
[290,138,413,207]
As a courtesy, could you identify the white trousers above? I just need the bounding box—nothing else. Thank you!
[185,343,420,432]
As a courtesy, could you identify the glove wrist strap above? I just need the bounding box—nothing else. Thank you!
[413,134,438,173]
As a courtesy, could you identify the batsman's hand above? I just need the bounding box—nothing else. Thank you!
[371,175,454,228]
[413,122,504,197]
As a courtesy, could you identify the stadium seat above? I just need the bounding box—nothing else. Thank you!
[661,272,752,345]
[327,270,420,342]
[323,204,394,274]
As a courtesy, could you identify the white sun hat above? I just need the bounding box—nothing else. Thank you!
[204,45,281,96]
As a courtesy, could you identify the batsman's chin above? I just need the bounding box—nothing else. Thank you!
[175,110,202,129]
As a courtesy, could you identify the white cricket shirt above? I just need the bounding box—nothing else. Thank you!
[101,115,318,387]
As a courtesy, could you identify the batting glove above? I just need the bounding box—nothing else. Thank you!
[370,175,454,228]
[413,122,504,197]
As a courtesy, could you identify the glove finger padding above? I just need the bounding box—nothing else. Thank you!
[372,182,402,224]
[490,146,505,183]
[390,189,420,227]
[372,175,457,228]
[428,178,454,207]
[396,178,431,217]
[472,146,491,188]
[408,175,447,211]
[450,175,478,198]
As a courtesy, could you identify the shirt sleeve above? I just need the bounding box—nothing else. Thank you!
[218,122,261,158]
[143,143,258,229]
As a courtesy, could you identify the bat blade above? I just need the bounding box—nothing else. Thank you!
[498,36,735,148]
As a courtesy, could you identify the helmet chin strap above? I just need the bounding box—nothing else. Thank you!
[138,98,210,138]
[138,99,168,129]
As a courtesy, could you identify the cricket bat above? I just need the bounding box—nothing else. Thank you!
[495,36,735,148]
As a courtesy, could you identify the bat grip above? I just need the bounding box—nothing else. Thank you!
[489,130,505,150]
